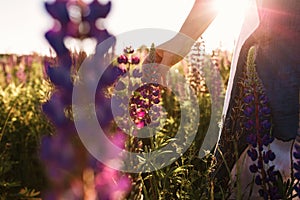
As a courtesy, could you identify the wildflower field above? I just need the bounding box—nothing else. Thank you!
[0,42,231,200]
[0,1,299,200]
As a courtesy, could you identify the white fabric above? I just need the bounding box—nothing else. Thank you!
[218,0,261,136]
[230,139,293,199]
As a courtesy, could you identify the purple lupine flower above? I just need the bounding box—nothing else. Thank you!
[83,0,111,22]
[42,92,68,127]
[132,68,143,78]
[244,106,254,117]
[258,189,268,200]
[46,65,73,90]
[42,1,132,199]
[45,30,69,56]
[246,133,257,147]
[95,165,131,199]
[115,48,162,128]
[99,65,126,87]
[261,120,271,130]
[244,119,254,130]
[131,56,140,65]
[259,94,269,105]
[247,148,258,161]
[266,166,277,182]
[244,94,254,103]
[128,83,162,128]
[257,159,264,169]
[243,46,280,199]
[45,1,70,25]
[261,134,274,146]
[255,175,262,185]
[266,150,275,162]
[115,81,126,91]
[117,55,128,64]
[260,106,271,115]
[249,164,258,173]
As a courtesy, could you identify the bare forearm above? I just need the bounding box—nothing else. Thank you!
[154,0,218,66]
[159,0,217,57]
[180,0,218,40]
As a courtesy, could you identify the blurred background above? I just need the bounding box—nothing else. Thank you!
[0,0,246,55]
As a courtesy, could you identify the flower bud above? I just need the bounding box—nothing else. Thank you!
[117,55,128,64]
[131,56,140,65]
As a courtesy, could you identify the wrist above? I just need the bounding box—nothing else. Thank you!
[158,33,195,59]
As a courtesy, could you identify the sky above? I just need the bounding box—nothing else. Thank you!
[0,0,246,55]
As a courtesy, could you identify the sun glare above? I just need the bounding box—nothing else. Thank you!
[203,0,249,52]
[0,0,250,55]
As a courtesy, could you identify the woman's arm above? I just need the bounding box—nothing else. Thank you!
[180,0,218,41]
[144,0,218,67]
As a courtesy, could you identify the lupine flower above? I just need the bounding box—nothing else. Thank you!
[117,55,128,64]
[244,119,255,130]
[132,68,143,78]
[186,39,207,94]
[255,175,262,185]
[244,106,254,117]
[95,165,131,199]
[131,56,140,65]
[115,47,162,129]
[42,0,131,199]
[249,164,258,173]
[243,94,254,103]
[247,148,258,161]
[246,133,257,147]
[243,46,281,199]
[129,83,162,128]
[45,1,70,25]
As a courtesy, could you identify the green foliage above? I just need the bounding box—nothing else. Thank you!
[117,43,219,199]
[5,45,297,200]
[136,79,217,200]
[0,55,53,199]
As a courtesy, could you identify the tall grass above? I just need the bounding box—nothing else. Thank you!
[0,54,53,199]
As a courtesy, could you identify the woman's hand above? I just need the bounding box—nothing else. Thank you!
[142,34,195,85]
[143,47,184,67]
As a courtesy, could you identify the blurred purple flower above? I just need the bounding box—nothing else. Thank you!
[45,0,70,25]
[83,0,111,22]
[42,92,68,127]
[45,30,69,56]
[46,65,73,90]
[95,166,131,200]
[42,1,133,199]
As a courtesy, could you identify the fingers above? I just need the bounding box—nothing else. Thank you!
[157,64,170,86]
[160,52,183,67]
[142,49,163,65]
[141,47,182,87]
